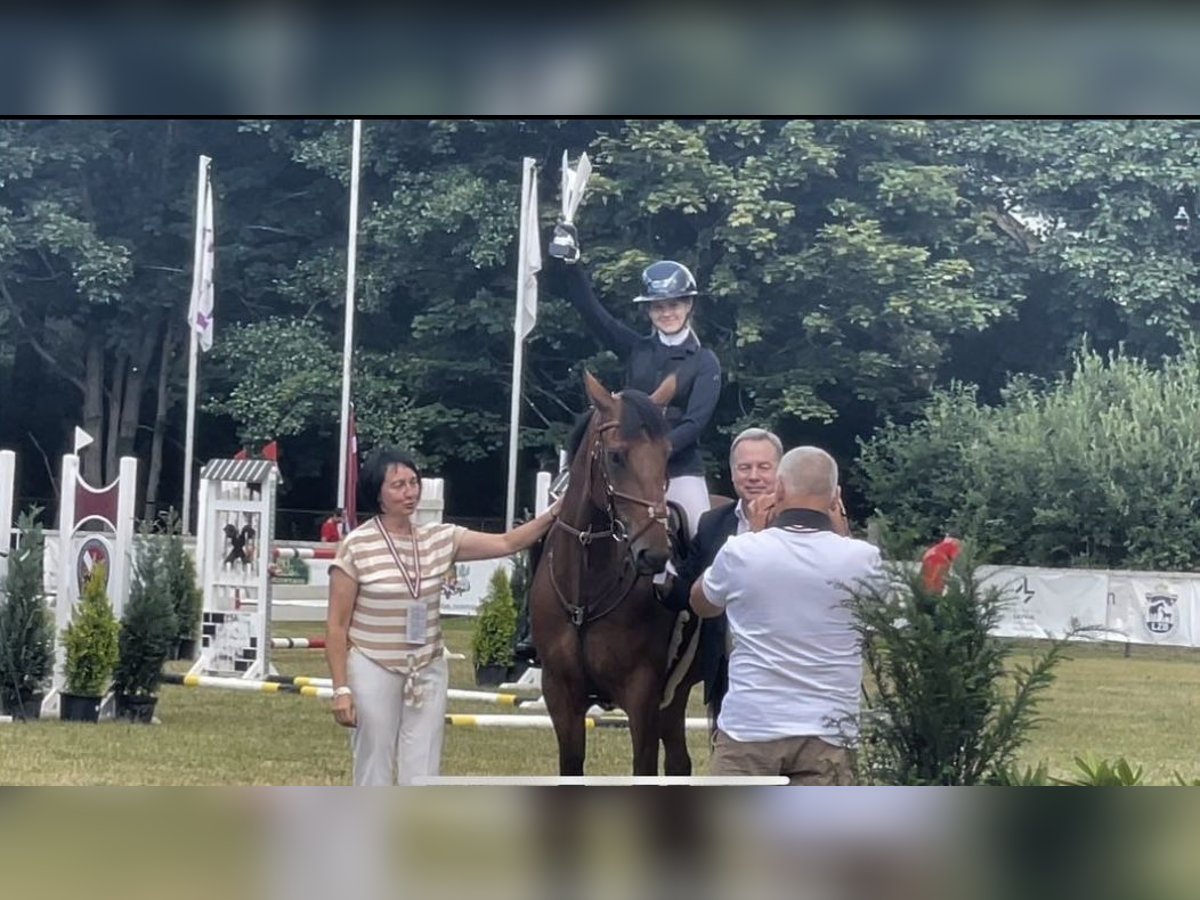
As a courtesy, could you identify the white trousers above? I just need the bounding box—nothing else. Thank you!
[667,474,710,540]
[348,648,449,786]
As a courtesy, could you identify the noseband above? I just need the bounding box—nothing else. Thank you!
[547,418,670,627]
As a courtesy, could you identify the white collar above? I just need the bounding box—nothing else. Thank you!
[734,500,750,534]
[656,327,692,347]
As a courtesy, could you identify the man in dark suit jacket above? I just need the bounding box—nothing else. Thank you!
[661,427,783,728]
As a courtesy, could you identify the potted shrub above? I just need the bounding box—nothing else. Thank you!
[60,563,120,722]
[156,510,202,661]
[471,567,517,687]
[0,509,55,720]
[112,533,178,723]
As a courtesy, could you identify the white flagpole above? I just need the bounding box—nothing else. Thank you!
[182,154,211,535]
[338,120,363,515]
[505,158,537,531]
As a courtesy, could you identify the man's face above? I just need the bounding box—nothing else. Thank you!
[731,438,780,503]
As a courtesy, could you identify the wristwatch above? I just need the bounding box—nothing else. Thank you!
[332,686,353,699]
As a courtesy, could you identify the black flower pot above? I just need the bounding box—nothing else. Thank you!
[1,691,43,720]
[474,664,507,688]
[60,692,101,723]
[118,694,158,724]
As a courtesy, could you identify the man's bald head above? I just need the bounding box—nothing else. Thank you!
[776,446,839,503]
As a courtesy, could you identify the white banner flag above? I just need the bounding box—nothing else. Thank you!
[188,159,215,352]
[73,426,93,453]
[516,157,540,340]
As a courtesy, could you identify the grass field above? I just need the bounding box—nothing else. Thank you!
[1,620,1197,784]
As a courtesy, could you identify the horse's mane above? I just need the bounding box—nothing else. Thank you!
[566,390,668,464]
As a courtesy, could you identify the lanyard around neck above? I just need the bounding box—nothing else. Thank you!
[375,517,422,600]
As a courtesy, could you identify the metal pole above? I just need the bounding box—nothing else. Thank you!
[338,120,363,513]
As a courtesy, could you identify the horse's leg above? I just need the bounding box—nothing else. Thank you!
[659,668,696,777]
[622,664,665,776]
[542,664,589,776]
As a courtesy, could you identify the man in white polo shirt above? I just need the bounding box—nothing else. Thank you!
[690,446,883,785]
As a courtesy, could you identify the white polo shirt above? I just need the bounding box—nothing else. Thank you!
[701,524,883,744]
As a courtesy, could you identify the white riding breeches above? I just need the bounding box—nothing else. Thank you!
[667,474,710,540]
[653,474,711,586]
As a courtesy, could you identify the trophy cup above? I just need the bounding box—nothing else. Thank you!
[548,150,592,263]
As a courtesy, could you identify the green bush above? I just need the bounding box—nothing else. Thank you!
[155,509,202,649]
[471,567,517,668]
[63,563,120,697]
[847,544,1071,785]
[113,530,178,698]
[859,343,1200,568]
[0,508,55,710]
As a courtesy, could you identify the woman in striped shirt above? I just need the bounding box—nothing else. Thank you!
[326,447,559,785]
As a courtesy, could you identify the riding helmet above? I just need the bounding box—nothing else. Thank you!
[632,260,698,303]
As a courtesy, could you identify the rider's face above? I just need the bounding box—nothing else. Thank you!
[647,298,692,335]
[731,439,780,504]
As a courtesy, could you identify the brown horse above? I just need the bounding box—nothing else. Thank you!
[531,371,703,776]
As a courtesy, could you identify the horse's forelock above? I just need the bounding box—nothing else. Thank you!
[615,390,668,443]
[565,391,667,468]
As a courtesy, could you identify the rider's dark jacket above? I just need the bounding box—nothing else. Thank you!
[564,265,721,479]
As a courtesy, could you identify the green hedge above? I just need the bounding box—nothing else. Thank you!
[858,344,1200,569]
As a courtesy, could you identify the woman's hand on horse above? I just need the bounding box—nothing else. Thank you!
[331,694,357,728]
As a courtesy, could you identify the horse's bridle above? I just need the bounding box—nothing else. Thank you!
[552,420,670,547]
[548,418,670,627]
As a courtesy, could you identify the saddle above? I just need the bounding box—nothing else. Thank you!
[665,500,692,567]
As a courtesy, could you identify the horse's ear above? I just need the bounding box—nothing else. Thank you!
[649,374,677,408]
[583,370,616,415]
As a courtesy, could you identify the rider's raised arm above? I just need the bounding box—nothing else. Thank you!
[563,263,640,358]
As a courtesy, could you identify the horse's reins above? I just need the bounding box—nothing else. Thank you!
[547,418,670,627]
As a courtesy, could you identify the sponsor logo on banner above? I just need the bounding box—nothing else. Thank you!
[1019,576,1035,604]
[1144,589,1178,637]
[76,536,111,593]
[269,555,310,585]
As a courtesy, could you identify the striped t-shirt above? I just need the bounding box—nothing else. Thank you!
[331,518,467,676]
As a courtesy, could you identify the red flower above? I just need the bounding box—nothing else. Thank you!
[921,537,962,593]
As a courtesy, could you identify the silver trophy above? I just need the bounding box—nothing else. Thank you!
[549,150,592,262]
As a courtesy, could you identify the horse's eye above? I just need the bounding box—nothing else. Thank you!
[608,450,624,468]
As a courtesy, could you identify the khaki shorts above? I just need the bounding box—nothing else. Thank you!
[711,730,856,785]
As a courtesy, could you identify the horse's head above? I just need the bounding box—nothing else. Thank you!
[582,370,676,575]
